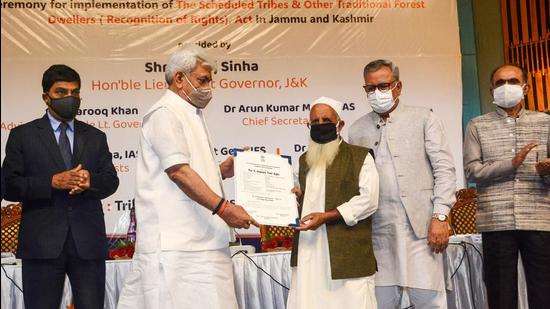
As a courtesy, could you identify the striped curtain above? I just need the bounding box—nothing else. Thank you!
[501,0,549,112]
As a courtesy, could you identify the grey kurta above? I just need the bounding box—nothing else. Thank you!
[463,107,550,232]
[371,119,445,291]
[348,103,457,239]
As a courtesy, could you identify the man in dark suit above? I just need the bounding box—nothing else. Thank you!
[2,64,119,309]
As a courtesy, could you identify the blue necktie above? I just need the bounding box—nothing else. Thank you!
[58,122,72,169]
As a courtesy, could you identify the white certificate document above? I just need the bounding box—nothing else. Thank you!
[235,151,299,227]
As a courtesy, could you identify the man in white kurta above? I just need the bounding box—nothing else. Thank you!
[349,59,456,308]
[118,44,257,309]
[372,116,446,296]
[287,97,379,308]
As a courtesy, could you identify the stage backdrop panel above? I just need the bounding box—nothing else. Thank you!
[1,0,464,236]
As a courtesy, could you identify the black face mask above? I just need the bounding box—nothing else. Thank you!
[48,96,81,120]
[310,122,338,144]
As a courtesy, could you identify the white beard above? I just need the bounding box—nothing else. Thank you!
[305,138,341,171]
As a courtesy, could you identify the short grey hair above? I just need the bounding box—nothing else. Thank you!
[363,59,400,81]
[165,43,215,84]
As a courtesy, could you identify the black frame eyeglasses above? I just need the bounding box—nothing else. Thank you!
[363,80,398,94]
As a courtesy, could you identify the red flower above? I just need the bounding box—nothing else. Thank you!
[282,239,293,248]
[108,239,136,259]
[109,248,123,259]
[262,239,278,251]
[127,246,135,258]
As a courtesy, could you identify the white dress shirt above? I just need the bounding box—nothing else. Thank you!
[134,90,230,253]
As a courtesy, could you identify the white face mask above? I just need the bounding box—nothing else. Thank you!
[367,88,397,114]
[493,84,524,108]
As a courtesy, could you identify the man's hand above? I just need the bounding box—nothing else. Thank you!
[52,164,85,190]
[218,202,259,229]
[295,212,327,231]
[219,146,251,179]
[219,156,235,179]
[291,187,303,205]
[70,168,91,195]
[512,143,538,169]
[427,219,450,254]
[535,158,550,176]
[295,210,340,231]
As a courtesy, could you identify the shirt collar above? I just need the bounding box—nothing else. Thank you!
[495,105,525,118]
[47,110,74,131]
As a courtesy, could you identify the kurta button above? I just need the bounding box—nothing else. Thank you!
[375,141,379,146]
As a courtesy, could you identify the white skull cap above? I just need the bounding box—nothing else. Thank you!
[311,96,343,118]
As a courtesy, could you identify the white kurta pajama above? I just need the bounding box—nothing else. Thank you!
[373,121,446,306]
[287,154,379,309]
[117,90,237,309]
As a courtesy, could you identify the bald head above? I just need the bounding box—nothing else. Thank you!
[490,64,527,88]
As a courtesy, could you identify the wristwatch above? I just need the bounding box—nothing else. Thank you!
[432,213,448,222]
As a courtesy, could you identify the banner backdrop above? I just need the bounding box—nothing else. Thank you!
[1,0,464,236]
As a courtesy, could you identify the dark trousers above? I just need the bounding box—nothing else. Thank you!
[482,230,550,309]
[22,230,106,309]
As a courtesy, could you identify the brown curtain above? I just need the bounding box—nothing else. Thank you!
[501,0,550,112]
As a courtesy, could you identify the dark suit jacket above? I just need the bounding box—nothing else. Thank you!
[2,114,119,259]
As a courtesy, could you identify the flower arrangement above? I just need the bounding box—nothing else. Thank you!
[261,234,293,252]
[108,239,135,260]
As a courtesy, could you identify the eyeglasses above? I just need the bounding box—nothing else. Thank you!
[494,78,522,87]
[363,80,397,94]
